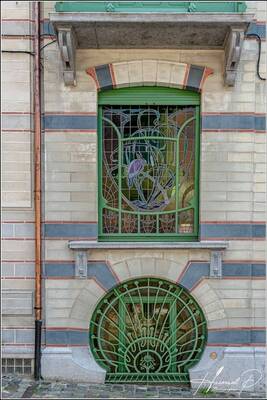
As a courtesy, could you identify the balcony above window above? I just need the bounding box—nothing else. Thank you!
[55,1,248,14]
[51,1,252,49]
[50,1,254,86]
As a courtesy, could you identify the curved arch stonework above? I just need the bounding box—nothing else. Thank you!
[110,257,225,327]
[42,260,265,387]
[111,257,185,284]
[45,257,223,331]
[86,60,213,92]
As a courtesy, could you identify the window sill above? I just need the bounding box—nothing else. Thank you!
[69,241,227,278]
[68,240,228,250]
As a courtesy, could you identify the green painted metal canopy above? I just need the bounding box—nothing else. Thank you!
[51,1,252,49]
[55,1,247,13]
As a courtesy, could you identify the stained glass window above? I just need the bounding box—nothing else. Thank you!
[98,87,200,241]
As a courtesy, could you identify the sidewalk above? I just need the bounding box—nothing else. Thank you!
[1,375,265,399]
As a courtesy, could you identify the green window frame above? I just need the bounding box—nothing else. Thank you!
[98,87,200,241]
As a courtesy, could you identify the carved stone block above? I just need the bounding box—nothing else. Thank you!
[75,251,88,279]
[210,251,222,278]
[57,26,77,86]
[224,27,245,86]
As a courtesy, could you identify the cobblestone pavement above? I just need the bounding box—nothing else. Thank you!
[1,375,265,399]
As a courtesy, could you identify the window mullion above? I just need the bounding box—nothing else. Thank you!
[175,135,180,234]
[118,129,122,234]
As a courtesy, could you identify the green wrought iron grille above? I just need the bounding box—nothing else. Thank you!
[90,277,207,384]
[98,87,200,241]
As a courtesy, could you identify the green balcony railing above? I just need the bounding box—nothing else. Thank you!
[55,1,247,14]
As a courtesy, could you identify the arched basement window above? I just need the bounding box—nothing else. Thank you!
[90,277,207,383]
[98,87,200,241]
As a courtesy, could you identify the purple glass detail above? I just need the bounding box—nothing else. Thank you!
[127,158,146,187]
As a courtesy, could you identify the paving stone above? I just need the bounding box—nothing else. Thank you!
[1,375,266,399]
[109,384,125,392]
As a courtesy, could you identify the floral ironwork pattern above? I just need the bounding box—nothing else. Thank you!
[90,278,207,383]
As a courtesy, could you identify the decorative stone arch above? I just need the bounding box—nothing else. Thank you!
[67,257,188,328]
[42,258,226,384]
[66,256,225,335]
[64,255,225,336]
[190,280,226,327]
[110,257,225,326]
[69,280,107,329]
[86,60,213,92]
[111,256,187,284]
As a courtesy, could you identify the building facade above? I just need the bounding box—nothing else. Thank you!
[2,1,266,392]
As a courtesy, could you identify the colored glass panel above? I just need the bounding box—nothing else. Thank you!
[99,88,200,241]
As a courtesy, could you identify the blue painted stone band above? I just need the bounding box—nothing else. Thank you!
[43,262,118,290]
[43,222,265,239]
[43,262,265,291]
[246,22,266,39]
[95,65,113,90]
[179,263,210,291]
[43,115,97,130]
[42,20,56,36]
[179,262,265,291]
[222,263,266,277]
[185,65,205,92]
[208,329,266,345]
[42,114,265,132]
[46,330,88,346]
[200,223,265,239]
[43,328,266,346]
[44,223,97,238]
[4,327,265,346]
[202,114,265,131]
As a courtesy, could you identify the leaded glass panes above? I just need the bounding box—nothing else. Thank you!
[99,91,199,241]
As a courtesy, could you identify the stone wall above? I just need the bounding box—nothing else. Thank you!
[2,1,35,361]
[1,1,266,388]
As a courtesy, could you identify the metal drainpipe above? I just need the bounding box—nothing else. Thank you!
[33,0,42,380]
